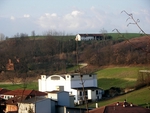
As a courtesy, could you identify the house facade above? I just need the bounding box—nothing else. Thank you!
[47,90,74,107]
[18,98,56,113]
[38,73,103,104]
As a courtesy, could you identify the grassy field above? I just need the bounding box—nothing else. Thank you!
[108,33,144,40]
[29,35,75,41]
[87,86,150,108]
[96,66,146,89]
[0,82,38,90]
[28,33,143,41]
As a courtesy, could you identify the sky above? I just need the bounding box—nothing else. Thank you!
[0,0,150,37]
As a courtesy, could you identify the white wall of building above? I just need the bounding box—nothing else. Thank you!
[75,34,95,41]
[75,34,81,41]
[38,74,102,103]
[18,98,53,113]
[48,93,58,100]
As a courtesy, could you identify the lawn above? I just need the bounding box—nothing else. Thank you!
[0,82,38,90]
[108,33,143,40]
[95,66,145,89]
[87,86,150,108]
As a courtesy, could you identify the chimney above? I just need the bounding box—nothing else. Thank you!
[130,103,133,107]
[116,102,119,106]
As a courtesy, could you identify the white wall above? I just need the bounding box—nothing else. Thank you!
[75,34,81,41]
[71,74,97,88]
[18,103,35,113]
[71,79,97,88]
[48,93,58,100]
[38,74,101,103]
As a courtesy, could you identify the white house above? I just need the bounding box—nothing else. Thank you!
[75,34,104,41]
[38,73,103,104]
[18,97,56,113]
[47,90,75,107]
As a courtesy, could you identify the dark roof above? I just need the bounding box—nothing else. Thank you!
[0,97,6,104]
[5,96,27,105]
[88,102,150,113]
[47,90,69,94]
[20,97,47,103]
[72,87,101,90]
[3,89,47,96]
[47,90,60,93]
[78,34,103,37]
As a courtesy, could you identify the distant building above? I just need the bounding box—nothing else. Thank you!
[1,88,87,113]
[6,59,14,71]
[3,89,47,113]
[18,98,55,113]
[38,73,103,104]
[3,89,47,100]
[75,34,104,41]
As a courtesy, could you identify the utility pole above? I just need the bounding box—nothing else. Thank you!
[76,38,89,113]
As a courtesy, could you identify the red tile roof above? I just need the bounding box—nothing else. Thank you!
[88,102,150,113]
[3,89,47,96]
[0,88,11,94]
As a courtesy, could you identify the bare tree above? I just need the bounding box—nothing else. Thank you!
[121,10,148,36]
[100,28,107,40]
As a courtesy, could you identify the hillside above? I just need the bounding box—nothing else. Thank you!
[0,34,150,81]
[81,35,150,67]
[0,66,149,108]
[87,86,150,108]
[96,66,141,90]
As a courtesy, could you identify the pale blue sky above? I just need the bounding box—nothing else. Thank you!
[0,0,150,37]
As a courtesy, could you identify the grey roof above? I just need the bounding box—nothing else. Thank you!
[19,97,47,103]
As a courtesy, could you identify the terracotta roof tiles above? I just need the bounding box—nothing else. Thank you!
[88,102,150,113]
[3,89,47,96]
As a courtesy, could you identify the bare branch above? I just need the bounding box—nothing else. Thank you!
[121,10,149,36]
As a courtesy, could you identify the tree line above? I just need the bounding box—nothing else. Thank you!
[0,34,149,81]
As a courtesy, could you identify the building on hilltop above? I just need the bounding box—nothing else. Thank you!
[75,34,104,41]
[38,73,103,104]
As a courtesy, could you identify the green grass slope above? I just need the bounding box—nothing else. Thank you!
[0,82,38,90]
[108,33,143,39]
[88,86,150,108]
[96,66,144,90]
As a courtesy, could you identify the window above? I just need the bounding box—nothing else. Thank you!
[89,75,92,77]
[80,75,83,77]
[96,90,98,95]
[85,91,87,95]
[71,75,74,78]
[51,76,60,80]
[80,91,82,96]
